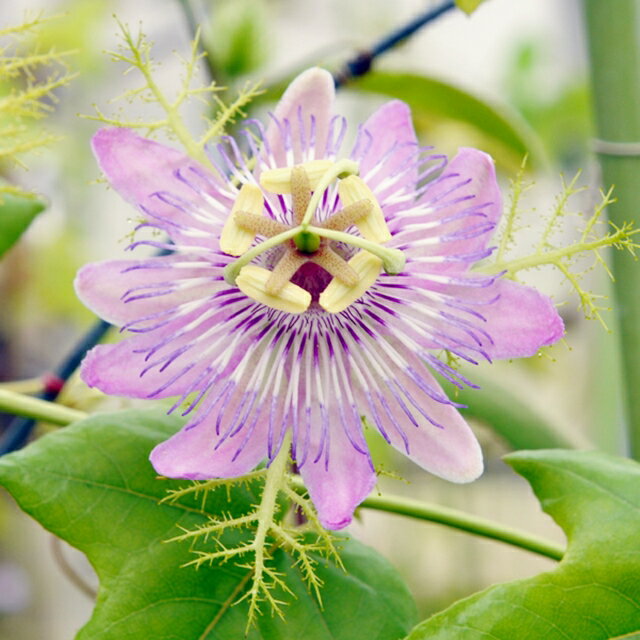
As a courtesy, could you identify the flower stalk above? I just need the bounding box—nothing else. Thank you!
[0,389,87,426]
[359,491,564,561]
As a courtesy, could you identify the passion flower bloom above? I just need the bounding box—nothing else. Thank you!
[76,68,563,529]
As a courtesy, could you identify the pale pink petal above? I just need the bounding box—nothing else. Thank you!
[298,417,376,530]
[74,257,221,327]
[391,148,501,272]
[265,67,335,165]
[352,338,484,483]
[470,279,564,360]
[80,293,260,399]
[419,147,501,225]
[356,100,419,192]
[92,128,229,246]
[379,386,484,483]
[150,420,269,480]
[81,337,206,400]
[150,386,272,479]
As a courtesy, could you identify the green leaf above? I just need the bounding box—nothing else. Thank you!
[405,450,640,639]
[0,191,46,257]
[0,409,416,640]
[349,71,546,171]
[456,0,489,14]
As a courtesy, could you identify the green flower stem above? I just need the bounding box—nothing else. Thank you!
[300,160,359,228]
[307,225,406,274]
[223,227,300,284]
[360,492,564,561]
[583,0,640,460]
[0,389,87,426]
[289,477,564,561]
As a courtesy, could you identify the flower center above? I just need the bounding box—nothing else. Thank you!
[221,160,405,314]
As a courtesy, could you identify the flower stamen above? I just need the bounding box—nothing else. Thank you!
[265,250,309,295]
[220,183,264,256]
[236,265,311,313]
[312,246,359,286]
[224,158,405,311]
[323,199,372,231]
[224,226,300,284]
[290,165,311,225]
[234,210,290,238]
[319,251,383,313]
[338,175,391,243]
[300,159,359,227]
[260,159,334,194]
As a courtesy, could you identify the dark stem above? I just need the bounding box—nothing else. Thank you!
[334,0,457,87]
[0,320,111,455]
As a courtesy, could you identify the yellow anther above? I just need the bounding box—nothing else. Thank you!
[319,251,382,314]
[236,265,311,314]
[260,160,334,194]
[338,176,391,243]
[220,183,263,256]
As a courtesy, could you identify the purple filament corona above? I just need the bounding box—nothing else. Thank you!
[75,68,564,529]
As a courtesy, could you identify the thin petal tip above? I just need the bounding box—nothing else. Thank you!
[292,66,335,88]
[319,515,353,531]
[78,346,101,390]
[438,439,484,484]
[91,126,131,155]
[149,442,205,480]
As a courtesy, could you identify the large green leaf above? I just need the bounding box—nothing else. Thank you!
[349,71,546,171]
[406,450,640,639]
[0,409,416,640]
[0,191,46,257]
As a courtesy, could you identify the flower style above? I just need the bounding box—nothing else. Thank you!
[75,68,564,530]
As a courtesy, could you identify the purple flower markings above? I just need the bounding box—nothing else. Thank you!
[75,68,564,530]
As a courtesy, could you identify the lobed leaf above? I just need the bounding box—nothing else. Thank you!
[0,408,417,640]
[405,449,640,639]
